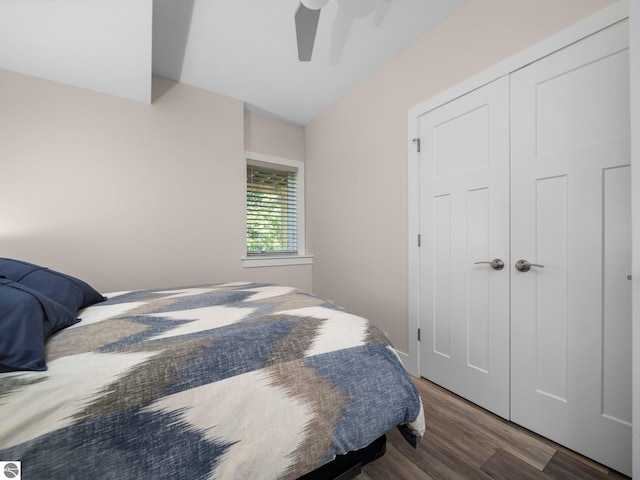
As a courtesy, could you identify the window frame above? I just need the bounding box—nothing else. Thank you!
[242,151,312,268]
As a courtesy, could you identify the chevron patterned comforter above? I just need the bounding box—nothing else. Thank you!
[0,282,425,479]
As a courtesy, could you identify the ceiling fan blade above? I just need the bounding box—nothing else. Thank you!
[295,3,321,61]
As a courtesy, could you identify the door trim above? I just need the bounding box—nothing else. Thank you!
[630,2,640,477]
[405,0,629,377]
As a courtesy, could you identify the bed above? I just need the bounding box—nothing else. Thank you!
[0,258,425,479]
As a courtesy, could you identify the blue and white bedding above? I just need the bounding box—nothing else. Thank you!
[0,282,425,479]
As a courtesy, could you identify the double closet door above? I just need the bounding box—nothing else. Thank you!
[418,21,631,475]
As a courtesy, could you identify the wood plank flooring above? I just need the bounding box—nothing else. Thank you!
[361,377,630,480]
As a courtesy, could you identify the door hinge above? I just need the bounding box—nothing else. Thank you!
[417,328,421,341]
[418,234,421,247]
[412,137,421,153]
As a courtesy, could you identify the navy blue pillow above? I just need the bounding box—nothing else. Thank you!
[0,279,80,372]
[0,258,105,315]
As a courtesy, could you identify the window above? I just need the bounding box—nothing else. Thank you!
[243,152,312,268]
[246,162,297,255]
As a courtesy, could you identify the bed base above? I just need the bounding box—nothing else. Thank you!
[297,434,387,480]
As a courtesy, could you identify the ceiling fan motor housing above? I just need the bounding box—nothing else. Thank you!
[301,0,329,10]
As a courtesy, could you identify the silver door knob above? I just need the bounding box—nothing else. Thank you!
[515,259,544,272]
[474,258,505,270]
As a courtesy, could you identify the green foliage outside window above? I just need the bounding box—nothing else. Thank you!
[246,164,297,255]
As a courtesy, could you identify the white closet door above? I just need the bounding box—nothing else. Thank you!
[510,20,631,475]
[419,76,510,419]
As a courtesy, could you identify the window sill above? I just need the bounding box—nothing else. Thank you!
[242,255,314,268]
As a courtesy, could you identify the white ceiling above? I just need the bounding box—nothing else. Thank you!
[0,0,466,126]
[0,0,153,103]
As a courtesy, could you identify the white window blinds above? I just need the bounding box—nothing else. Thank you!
[246,163,298,255]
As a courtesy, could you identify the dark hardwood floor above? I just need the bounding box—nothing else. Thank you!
[361,377,630,480]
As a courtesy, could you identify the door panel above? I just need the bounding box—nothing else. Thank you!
[510,20,631,475]
[534,175,569,401]
[419,76,510,419]
[467,187,490,372]
[602,165,632,426]
[433,194,452,357]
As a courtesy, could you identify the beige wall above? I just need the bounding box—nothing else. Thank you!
[0,72,311,293]
[244,111,305,161]
[305,0,615,353]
